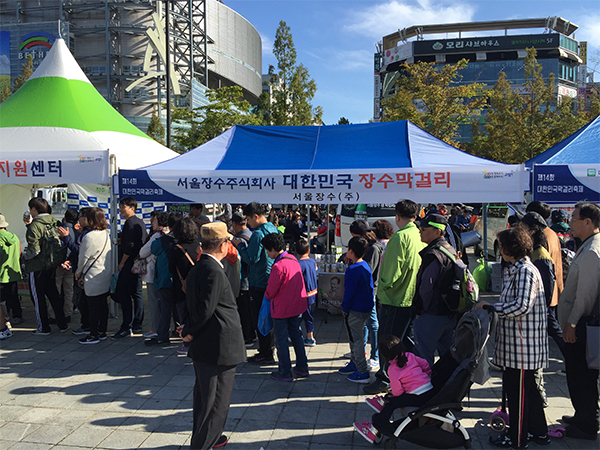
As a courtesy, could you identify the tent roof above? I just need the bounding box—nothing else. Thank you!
[526,116,600,167]
[141,121,508,171]
[0,38,177,170]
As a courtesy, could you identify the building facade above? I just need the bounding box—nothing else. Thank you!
[374,17,583,140]
[0,0,262,133]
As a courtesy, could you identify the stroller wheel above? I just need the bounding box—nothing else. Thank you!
[490,416,507,432]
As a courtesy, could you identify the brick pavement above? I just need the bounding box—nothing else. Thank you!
[0,297,597,450]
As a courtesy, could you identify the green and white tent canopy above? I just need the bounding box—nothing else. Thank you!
[0,38,177,185]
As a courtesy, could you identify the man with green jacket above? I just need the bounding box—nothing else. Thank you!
[0,214,22,339]
[23,197,68,335]
[364,199,424,394]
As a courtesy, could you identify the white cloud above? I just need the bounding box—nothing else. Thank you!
[305,48,372,72]
[259,32,273,56]
[576,14,600,50]
[0,54,9,75]
[344,0,476,40]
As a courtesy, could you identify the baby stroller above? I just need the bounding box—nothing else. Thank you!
[378,307,497,449]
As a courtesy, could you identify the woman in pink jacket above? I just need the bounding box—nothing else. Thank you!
[355,334,437,443]
[262,232,309,382]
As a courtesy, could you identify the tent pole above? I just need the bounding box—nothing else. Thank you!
[164,0,171,148]
[483,203,488,262]
[307,205,311,256]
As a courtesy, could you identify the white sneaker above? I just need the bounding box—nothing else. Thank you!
[0,328,13,340]
[143,331,158,338]
[367,359,380,371]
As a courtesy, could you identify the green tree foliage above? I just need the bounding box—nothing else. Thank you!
[381,59,487,146]
[146,109,165,145]
[262,21,322,126]
[469,48,589,163]
[172,85,262,152]
[12,54,34,93]
[337,117,350,125]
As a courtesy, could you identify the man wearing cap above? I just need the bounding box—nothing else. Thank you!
[558,202,600,441]
[364,199,423,395]
[412,213,460,367]
[550,209,577,251]
[181,221,246,449]
[0,214,22,339]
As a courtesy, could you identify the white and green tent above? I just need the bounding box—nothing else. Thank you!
[0,38,176,243]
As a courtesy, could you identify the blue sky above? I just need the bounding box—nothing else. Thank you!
[225,0,600,125]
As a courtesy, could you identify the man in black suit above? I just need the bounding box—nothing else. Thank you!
[180,221,246,449]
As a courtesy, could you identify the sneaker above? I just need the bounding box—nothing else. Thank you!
[338,360,357,375]
[292,367,310,378]
[247,353,275,365]
[213,434,228,448]
[304,338,317,347]
[353,421,380,444]
[143,331,158,338]
[344,351,352,359]
[365,395,386,413]
[98,333,107,341]
[347,370,370,384]
[363,378,391,395]
[244,338,257,348]
[132,327,143,333]
[72,327,90,336]
[489,433,527,448]
[367,358,380,371]
[32,329,51,336]
[79,335,100,345]
[177,344,189,355]
[11,317,23,325]
[0,328,13,340]
[144,338,170,347]
[270,371,293,382]
[111,328,133,340]
[59,325,69,333]
[528,433,550,445]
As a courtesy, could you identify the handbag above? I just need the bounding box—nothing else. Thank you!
[586,298,600,370]
[257,295,273,336]
[131,257,147,275]
[77,234,108,290]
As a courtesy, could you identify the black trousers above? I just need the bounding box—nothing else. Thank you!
[29,269,66,331]
[547,306,566,358]
[73,284,89,329]
[1,281,21,319]
[87,292,109,337]
[249,286,274,357]
[503,367,547,448]
[115,269,143,331]
[374,304,413,383]
[372,389,436,436]
[191,360,236,450]
[564,322,599,435]
[236,290,254,342]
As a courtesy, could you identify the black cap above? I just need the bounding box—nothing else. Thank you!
[551,209,567,222]
[349,219,374,235]
[231,212,246,224]
[521,212,547,229]
[418,213,448,230]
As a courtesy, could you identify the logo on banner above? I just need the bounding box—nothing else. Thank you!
[482,170,516,180]
[588,169,597,177]
[78,155,104,163]
[18,32,55,62]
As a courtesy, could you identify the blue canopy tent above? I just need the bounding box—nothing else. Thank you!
[119,121,526,204]
[527,116,600,203]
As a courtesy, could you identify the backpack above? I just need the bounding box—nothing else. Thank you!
[438,245,479,313]
[40,221,68,270]
[556,231,576,252]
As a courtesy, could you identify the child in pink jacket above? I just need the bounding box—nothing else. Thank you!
[355,334,436,443]
[262,232,308,382]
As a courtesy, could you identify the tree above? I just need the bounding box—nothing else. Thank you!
[146,108,165,145]
[264,21,322,126]
[337,117,350,125]
[468,48,589,163]
[172,85,262,152]
[381,59,487,147]
[12,54,34,93]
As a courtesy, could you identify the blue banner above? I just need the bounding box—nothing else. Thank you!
[533,165,600,204]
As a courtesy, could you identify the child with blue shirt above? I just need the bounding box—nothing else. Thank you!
[338,236,375,384]
[295,239,318,347]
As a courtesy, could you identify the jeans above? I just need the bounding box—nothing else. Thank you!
[364,303,379,361]
[146,283,160,333]
[413,313,457,367]
[374,304,413,383]
[273,315,308,376]
[346,311,370,374]
[156,287,174,341]
[302,303,315,334]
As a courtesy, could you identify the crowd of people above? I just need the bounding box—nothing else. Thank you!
[0,197,598,450]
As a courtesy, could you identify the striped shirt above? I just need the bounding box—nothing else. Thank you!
[493,257,548,370]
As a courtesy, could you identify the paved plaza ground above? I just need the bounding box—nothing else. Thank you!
[0,293,597,450]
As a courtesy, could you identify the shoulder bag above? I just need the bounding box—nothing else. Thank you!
[78,233,108,289]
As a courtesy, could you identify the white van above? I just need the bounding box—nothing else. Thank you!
[334,204,398,250]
